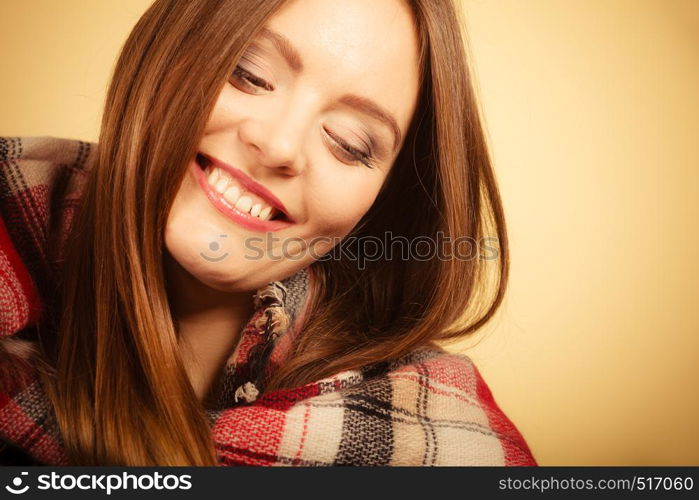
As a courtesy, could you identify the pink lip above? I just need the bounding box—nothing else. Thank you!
[198,152,293,221]
[190,157,296,233]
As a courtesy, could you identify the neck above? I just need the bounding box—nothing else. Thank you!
[164,251,256,405]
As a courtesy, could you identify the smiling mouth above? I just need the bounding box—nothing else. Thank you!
[195,153,290,222]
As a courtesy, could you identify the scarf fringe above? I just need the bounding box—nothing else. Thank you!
[229,281,293,404]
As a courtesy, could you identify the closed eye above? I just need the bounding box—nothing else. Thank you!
[231,66,274,92]
[324,128,376,169]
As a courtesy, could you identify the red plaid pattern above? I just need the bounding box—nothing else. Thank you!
[0,136,537,466]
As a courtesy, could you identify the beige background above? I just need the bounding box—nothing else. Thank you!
[1,0,697,465]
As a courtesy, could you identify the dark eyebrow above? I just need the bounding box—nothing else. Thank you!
[256,27,402,154]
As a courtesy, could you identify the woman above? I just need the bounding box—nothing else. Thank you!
[0,0,536,466]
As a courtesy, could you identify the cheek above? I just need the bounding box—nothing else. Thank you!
[306,177,380,238]
[163,174,236,285]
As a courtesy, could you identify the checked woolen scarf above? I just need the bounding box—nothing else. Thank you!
[0,136,537,466]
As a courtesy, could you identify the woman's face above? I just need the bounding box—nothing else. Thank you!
[165,0,420,293]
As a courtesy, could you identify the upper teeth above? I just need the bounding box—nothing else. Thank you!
[206,167,277,221]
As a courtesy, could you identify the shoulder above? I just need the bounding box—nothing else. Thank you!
[0,136,95,212]
[0,135,96,228]
[343,346,538,466]
[1,135,95,170]
[0,136,96,338]
[211,345,537,466]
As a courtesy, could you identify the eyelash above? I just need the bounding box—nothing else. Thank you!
[231,65,377,169]
[232,66,273,92]
[325,130,376,169]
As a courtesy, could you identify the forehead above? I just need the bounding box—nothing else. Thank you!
[261,0,421,135]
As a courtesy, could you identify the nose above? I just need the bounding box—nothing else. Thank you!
[238,109,307,177]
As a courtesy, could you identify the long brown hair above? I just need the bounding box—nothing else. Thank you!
[36,0,509,466]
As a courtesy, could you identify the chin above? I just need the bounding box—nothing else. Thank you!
[188,259,267,293]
